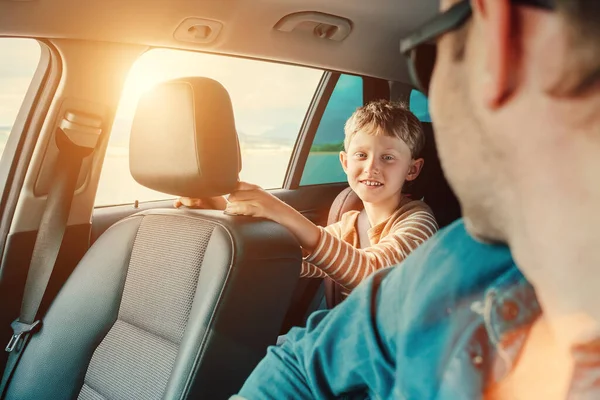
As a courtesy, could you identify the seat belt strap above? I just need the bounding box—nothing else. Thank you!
[326,209,372,309]
[1,112,101,398]
[9,149,84,343]
[356,209,371,249]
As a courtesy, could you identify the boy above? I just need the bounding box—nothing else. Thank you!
[178,100,437,297]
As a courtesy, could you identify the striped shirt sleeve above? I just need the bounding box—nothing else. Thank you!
[300,222,342,278]
[302,205,437,290]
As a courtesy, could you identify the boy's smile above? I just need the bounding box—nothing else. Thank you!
[360,179,384,188]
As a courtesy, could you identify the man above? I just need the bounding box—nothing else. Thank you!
[232,0,600,398]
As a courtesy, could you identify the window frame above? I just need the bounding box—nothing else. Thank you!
[284,71,340,189]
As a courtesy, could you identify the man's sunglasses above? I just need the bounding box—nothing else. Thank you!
[399,0,555,95]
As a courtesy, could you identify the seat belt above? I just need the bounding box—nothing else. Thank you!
[356,208,371,249]
[0,112,102,397]
[326,209,371,309]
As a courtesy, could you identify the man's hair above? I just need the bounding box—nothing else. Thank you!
[555,0,600,94]
[344,100,425,158]
[454,1,600,93]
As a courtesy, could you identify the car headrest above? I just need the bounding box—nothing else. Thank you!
[129,77,240,198]
[409,123,461,228]
[327,186,363,225]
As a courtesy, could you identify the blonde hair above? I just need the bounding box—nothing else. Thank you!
[344,99,425,158]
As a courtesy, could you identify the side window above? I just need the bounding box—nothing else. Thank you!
[409,89,431,122]
[0,38,41,160]
[300,74,363,186]
[95,49,323,206]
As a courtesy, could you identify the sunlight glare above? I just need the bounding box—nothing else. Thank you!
[96,48,324,205]
[118,63,168,115]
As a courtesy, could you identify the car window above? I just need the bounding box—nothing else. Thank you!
[0,38,41,160]
[300,74,363,186]
[95,49,323,206]
[409,89,431,122]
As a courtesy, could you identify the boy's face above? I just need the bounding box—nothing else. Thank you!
[340,130,423,209]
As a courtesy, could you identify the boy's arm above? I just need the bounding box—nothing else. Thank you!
[300,222,344,279]
[225,181,323,250]
[306,207,437,290]
[225,181,351,280]
[226,182,437,289]
[300,262,328,278]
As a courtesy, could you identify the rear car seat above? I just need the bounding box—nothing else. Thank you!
[2,78,302,400]
[324,122,461,308]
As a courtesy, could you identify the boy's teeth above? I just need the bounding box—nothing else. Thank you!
[364,180,382,186]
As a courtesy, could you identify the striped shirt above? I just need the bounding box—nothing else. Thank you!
[302,197,438,297]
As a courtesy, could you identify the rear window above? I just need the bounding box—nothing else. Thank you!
[95,49,323,206]
[409,90,431,122]
[300,74,363,186]
[299,82,431,186]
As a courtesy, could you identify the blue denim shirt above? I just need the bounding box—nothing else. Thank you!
[237,219,542,399]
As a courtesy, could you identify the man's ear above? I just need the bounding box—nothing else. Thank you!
[405,158,424,181]
[339,151,349,173]
[473,0,514,107]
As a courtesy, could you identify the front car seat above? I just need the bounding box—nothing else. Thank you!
[3,78,301,400]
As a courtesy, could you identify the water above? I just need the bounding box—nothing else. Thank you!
[301,153,346,186]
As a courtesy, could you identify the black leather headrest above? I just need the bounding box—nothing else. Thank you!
[129,77,240,198]
[407,123,461,227]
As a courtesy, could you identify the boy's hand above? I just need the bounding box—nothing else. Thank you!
[174,196,227,210]
[225,181,287,222]
[226,181,320,250]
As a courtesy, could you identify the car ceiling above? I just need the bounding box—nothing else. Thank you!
[0,0,438,82]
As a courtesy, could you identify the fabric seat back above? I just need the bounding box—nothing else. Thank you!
[4,78,302,400]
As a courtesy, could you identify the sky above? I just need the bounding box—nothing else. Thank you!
[0,38,41,128]
[112,48,324,148]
